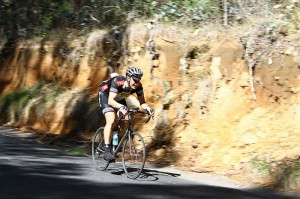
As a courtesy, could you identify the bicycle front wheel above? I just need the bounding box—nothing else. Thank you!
[122,131,146,179]
[92,127,109,171]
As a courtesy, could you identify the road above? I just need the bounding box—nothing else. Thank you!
[0,126,298,199]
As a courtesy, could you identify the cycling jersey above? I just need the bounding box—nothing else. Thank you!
[98,75,144,114]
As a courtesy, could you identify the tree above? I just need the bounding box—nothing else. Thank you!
[223,0,228,26]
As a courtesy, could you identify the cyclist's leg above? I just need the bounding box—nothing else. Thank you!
[99,91,116,144]
[116,99,129,138]
[104,112,115,144]
[103,112,117,161]
[99,91,116,161]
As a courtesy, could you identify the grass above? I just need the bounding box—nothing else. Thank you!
[276,161,300,189]
[251,157,272,177]
[67,148,89,157]
[0,81,68,123]
[285,8,300,31]
[0,80,103,137]
[0,87,33,122]
[250,157,300,189]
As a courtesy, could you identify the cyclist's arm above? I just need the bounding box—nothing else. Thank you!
[137,90,154,116]
[136,87,149,110]
[141,103,150,110]
[137,95,146,106]
[138,96,152,111]
[108,92,124,109]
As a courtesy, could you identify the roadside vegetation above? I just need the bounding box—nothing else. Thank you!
[0,0,299,39]
[0,82,102,135]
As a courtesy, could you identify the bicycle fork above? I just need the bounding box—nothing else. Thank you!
[128,131,139,159]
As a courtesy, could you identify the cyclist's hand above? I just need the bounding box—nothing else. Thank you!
[146,107,155,118]
[118,106,128,117]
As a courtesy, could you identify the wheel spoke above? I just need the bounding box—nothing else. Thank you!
[122,132,146,179]
[92,127,109,171]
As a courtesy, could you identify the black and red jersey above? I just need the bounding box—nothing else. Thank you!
[99,75,144,101]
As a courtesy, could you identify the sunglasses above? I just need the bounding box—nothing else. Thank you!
[131,77,141,83]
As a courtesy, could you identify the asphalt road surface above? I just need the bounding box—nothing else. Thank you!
[0,126,298,199]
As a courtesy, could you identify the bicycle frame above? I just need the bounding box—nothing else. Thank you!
[107,109,145,161]
[92,108,151,178]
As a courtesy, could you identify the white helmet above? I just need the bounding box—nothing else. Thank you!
[126,67,143,78]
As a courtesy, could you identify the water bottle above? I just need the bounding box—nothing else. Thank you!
[112,131,118,151]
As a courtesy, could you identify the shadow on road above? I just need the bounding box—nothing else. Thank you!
[139,168,181,181]
[104,167,181,182]
[0,129,298,199]
[0,162,297,199]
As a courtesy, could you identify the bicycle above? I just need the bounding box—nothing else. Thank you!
[92,108,152,179]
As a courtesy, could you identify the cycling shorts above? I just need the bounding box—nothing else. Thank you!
[98,91,127,114]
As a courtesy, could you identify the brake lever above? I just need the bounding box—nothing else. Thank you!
[144,113,154,123]
[117,112,124,122]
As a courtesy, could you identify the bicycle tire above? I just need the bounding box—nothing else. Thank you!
[92,127,109,171]
[122,131,146,179]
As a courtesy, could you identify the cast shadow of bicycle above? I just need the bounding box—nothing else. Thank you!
[108,167,181,182]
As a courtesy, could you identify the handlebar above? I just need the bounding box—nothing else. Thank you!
[117,108,153,123]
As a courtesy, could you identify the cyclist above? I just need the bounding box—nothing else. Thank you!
[98,66,155,161]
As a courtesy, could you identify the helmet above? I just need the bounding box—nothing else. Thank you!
[126,67,143,78]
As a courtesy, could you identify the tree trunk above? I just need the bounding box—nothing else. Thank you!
[223,0,228,26]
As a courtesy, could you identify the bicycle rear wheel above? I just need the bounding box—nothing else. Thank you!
[122,131,146,179]
[92,127,109,171]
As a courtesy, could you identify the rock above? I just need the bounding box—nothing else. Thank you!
[273,4,282,9]
[190,167,213,173]
[133,53,139,61]
[240,157,252,163]
[179,58,188,73]
[290,87,299,94]
[162,91,177,106]
[239,72,249,88]
[210,57,222,80]
[268,58,273,65]
[181,94,192,108]
[286,5,295,10]
[222,169,241,175]
[272,152,287,161]
[155,148,165,157]
[240,134,257,145]
[285,47,295,55]
[130,46,141,53]
[193,29,201,36]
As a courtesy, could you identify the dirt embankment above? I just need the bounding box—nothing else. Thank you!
[0,23,299,189]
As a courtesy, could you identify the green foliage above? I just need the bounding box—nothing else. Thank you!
[0,82,101,133]
[0,0,221,38]
[276,161,300,189]
[250,157,300,189]
[288,164,300,186]
[0,88,31,116]
[251,157,272,176]
[130,0,218,23]
[0,81,65,123]
[162,80,171,93]
[285,8,300,30]
[67,148,88,157]
[0,0,297,38]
